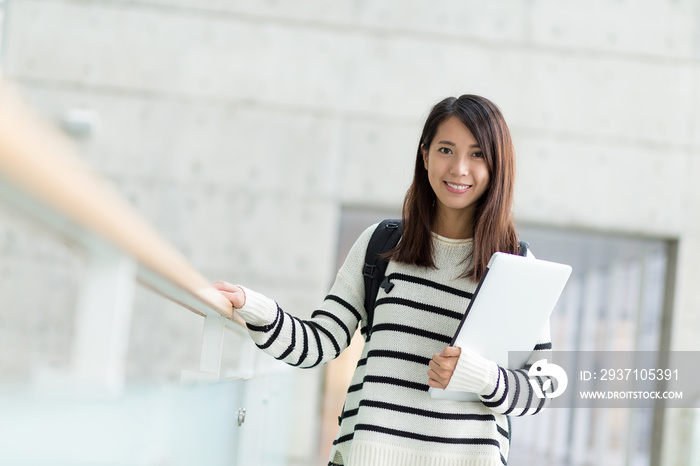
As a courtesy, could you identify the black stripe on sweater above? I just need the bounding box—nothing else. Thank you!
[255,307,285,350]
[515,369,534,416]
[308,320,341,357]
[363,375,430,392]
[534,342,552,351]
[347,381,363,393]
[325,294,362,322]
[482,366,502,400]
[354,424,501,447]
[370,323,452,344]
[532,376,547,415]
[504,369,521,415]
[385,273,474,299]
[374,297,463,320]
[366,350,430,366]
[483,367,509,408]
[515,369,533,415]
[348,375,431,394]
[340,407,359,422]
[311,309,351,347]
[246,306,281,333]
[356,351,430,369]
[307,323,324,368]
[333,432,354,445]
[496,424,509,440]
[359,400,496,421]
[290,317,309,367]
[276,315,296,361]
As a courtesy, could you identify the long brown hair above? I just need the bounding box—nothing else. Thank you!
[389,95,518,281]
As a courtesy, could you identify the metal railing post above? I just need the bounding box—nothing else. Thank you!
[199,314,226,379]
[71,242,137,393]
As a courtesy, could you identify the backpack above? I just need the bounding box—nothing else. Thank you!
[362,219,530,339]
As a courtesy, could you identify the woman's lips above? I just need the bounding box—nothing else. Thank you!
[444,181,472,194]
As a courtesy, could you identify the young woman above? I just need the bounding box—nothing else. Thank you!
[215,95,552,466]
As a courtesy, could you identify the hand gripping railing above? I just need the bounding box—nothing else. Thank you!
[0,83,250,392]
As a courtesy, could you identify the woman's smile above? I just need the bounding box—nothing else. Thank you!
[444,181,472,193]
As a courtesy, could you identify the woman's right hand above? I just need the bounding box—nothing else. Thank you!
[212,281,246,309]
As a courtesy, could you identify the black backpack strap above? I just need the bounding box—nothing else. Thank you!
[518,241,530,257]
[363,219,403,339]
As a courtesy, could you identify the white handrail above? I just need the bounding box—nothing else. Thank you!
[0,82,246,332]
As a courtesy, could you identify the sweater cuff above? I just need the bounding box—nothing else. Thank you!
[445,347,498,395]
[235,286,278,327]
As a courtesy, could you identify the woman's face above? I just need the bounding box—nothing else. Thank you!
[422,116,491,227]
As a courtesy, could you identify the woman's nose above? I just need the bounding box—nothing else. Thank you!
[450,156,470,176]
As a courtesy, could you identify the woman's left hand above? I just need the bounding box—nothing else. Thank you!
[212,280,246,309]
[428,346,461,389]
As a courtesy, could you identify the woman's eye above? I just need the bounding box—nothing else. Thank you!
[473,151,484,158]
[438,147,452,155]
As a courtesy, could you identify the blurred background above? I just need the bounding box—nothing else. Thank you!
[0,0,699,465]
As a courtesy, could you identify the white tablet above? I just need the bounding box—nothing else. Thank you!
[429,252,572,401]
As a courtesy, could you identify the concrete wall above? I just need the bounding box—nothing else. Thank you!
[1,1,699,464]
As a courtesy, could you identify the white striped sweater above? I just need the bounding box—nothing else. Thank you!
[236,224,552,466]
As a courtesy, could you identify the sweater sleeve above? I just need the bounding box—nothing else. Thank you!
[233,225,375,368]
[445,321,554,416]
